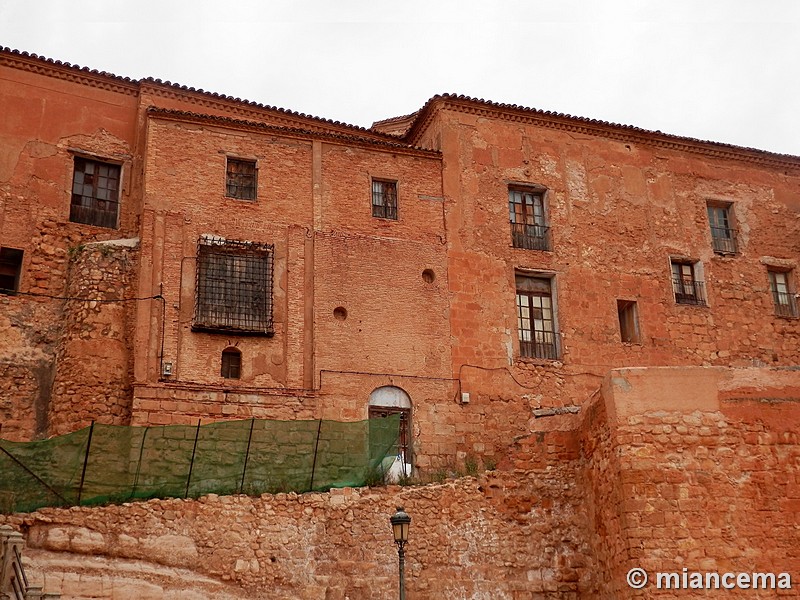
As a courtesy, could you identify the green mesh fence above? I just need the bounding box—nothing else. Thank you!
[0,416,400,514]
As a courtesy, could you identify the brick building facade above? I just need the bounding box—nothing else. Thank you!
[1,46,798,473]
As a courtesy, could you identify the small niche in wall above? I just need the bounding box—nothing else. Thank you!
[422,269,435,284]
[333,306,348,321]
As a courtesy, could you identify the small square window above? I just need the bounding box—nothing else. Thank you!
[226,158,257,200]
[0,247,23,294]
[372,179,398,220]
[707,202,737,254]
[617,300,641,343]
[509,187,550,251]
[768,269,798,318]
[70,157,121,228]
[671,260,706,306]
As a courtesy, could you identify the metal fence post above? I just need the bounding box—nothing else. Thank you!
[309,419,323,491]
[185,419,202,499]
[239,418,256,494]
[76,421,95,505]
[130,426,149,500]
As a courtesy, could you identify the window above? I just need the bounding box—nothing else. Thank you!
[509,187,550,250]
[0,247,23,294]
[372,179,398,220]
[516,274,559,359]
[193,236,274,335]
[221,348,242,378]
[226,158,257,200]
[671,260,706,306]
[70,157,121,228]
[617,300,641,343]
[707,202,737,254]
[768,270,798,318]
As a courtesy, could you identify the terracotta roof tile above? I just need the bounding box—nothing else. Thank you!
[406,93,800,164]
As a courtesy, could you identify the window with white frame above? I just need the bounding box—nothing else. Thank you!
[671,260,706,306]
[768,269,798,318]
[516,273,559,359]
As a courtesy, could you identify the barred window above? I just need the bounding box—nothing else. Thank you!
[226,158,257,200]
[516,274,560,360]
[193,237,274,335]
[372,179,398,220]
[707,202,737,254]
[509,187,550,251]
[70,157,121,228]
[671,260,706,306]
[769,269,798,318]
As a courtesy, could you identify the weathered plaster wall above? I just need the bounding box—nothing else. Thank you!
[437,106,800,464]
[0,58,140,440]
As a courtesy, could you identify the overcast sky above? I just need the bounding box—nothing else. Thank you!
[2,0,799,155]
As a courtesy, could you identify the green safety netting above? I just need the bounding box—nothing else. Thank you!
[0,415,400,514]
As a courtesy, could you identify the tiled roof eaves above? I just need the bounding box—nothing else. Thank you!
[0,47,407,144]
[407,94,800,170]
[1,47,139,96]
[146,108,440,157]
[140,79,405,143]
[371,110,420,127]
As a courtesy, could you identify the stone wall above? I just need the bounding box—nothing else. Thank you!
[5,467,594,600]
[4,366,799,599]
[49,240,138,435]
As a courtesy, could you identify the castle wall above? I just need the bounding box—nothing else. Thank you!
[5,366,799,599]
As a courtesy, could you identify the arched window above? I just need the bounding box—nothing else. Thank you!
[369,386,412,474]
[221,347,241,379]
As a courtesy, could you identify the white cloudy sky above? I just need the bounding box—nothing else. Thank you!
[2,0,799,155]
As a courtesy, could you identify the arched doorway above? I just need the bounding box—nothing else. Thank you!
[368,386,412,474]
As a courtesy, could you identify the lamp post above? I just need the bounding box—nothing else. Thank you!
[389,506,411,600]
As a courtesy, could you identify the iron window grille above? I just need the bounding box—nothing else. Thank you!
[516,274,560,360]
[769,270,798,318]
[671,261,707,306]
[221,348,242,378]
[707,204,737,254]
[70,157,121,228]
[193,237,274,335]
[0,247,23,294]
[226,158,257,200]
[509,188,550,251]
[372,180,398,220]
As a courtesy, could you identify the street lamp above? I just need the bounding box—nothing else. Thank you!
[389,506,411,600]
